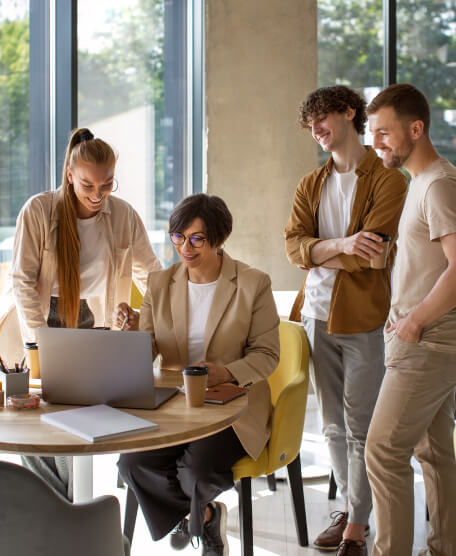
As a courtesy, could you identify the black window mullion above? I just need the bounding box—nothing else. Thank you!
[383,0,397,86]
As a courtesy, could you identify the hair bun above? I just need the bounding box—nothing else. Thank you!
[79,129,94,142]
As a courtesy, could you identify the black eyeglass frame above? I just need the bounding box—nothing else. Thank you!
[169,232,207,248]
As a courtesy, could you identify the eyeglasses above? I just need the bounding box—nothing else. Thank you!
[169,232,207,248]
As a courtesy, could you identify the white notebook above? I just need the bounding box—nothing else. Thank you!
[41,404,159,443]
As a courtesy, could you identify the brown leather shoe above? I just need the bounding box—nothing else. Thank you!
[313,511,348,551]
[335,539,367,556]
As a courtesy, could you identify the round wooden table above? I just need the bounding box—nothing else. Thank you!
[0,370,247,501]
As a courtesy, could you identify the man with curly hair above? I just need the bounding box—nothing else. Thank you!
[285,85,408,556]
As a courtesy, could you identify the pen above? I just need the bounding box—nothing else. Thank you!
[0,356,8,374]
[19,355,26,370]
[120,314,129,331]
[14,363,20,373]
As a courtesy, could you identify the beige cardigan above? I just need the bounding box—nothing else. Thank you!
[11,190,161,343]
[139,252,280,460]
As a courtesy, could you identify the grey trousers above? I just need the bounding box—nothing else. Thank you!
[302,317,385,524]
[22,297,95,502]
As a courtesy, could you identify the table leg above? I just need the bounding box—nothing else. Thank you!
[73,455,93,502]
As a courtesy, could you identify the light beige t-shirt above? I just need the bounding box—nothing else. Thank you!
[386,158,456,352]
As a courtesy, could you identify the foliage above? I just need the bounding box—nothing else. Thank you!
[318,0,456,163]
[0,14,29,227]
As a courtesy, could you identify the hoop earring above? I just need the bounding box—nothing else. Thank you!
[112,178,119,193]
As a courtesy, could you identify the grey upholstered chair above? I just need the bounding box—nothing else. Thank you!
[0,460,130,556]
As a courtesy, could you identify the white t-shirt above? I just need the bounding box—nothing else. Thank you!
[51,216,109,300]
[303,168,357,321]
[187,280,217,365]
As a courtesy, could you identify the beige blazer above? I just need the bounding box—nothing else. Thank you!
[11,190,161,343]
[139,252,280,459]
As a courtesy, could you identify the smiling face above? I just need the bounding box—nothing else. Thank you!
[173,217,220,274]
[368,105,415,169]
[308,108,355,152]
[67,162,115,219]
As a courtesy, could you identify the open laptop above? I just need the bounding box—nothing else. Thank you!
[37,328,178,409]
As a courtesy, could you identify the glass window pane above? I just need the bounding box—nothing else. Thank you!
[397,1,456,165]
[0,0,29,290]
[78,0,188,267]
[318,0,383,90]
[318,0,384,163]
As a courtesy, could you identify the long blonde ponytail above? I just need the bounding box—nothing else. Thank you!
[56,128,116,327]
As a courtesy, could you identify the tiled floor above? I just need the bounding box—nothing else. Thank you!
[0,395,430,555]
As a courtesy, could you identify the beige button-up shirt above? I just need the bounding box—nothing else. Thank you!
[11,190,162,343]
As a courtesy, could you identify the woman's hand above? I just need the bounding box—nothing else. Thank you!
[195,360,234,387]
[113,302,139,331]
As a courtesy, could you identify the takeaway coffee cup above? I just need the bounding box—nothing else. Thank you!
[182,366,208,408]
[24,342,40,379]
[370,232,391,269]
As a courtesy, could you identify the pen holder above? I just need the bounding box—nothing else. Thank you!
[0,369,29,400]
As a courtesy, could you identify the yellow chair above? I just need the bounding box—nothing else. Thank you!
[130,281,143,310]
[231,319,310,555]
[121,320,310,553]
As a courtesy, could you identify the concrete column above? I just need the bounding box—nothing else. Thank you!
[206,0,317,291]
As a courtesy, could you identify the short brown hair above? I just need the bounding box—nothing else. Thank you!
[169,194,233,247]
[298,86,367,135]
[367,83,430,135]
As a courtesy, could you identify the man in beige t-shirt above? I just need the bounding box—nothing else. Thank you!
[366,83,456,556]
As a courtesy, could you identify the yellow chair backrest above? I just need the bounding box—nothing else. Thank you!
[232,320,310,479]
[267,320,309,407]
[266,320,310,474]
[130,282,144,310]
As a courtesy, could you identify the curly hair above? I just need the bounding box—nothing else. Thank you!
[298,86,367,135]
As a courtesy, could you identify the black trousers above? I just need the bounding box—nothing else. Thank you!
[117,426,246,540]
[47,296,95,328]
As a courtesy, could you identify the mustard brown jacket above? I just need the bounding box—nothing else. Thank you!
[284,146,408,334]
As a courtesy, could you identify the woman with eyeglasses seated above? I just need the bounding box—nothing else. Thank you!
[115,193,280,555]
[11,127,161,501]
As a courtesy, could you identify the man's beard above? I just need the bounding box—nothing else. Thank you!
[385,137,414,169]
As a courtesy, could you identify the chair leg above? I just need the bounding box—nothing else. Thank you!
[286,455,309,547]
[266,473,277,492]
[237,478,254,556]
[123,486,139,545]
[328,469,337,500]
[117,471,125,489]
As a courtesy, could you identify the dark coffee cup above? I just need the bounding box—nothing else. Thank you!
[182,366,208,407]
[370,232,391,269]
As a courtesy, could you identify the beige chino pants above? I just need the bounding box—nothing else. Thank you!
[366,335,456,556]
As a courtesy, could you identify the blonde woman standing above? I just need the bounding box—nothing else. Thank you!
[11,127,161,500]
